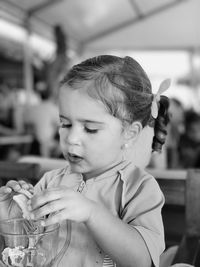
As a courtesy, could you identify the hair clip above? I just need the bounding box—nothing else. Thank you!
[151,78,171,119]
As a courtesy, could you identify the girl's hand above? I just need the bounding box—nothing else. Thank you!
[29,186,96,226]
[0,180,34,219]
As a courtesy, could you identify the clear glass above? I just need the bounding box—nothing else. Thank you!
[0,218,70,267]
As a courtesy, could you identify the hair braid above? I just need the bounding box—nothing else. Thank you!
[152,95,170,152]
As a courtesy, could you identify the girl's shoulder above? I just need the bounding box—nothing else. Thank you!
[119,161,163,200]
[119,161,155,185]
[118,162,164,218]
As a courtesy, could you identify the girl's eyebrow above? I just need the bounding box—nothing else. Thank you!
[59,115,68,120]
[59,114,104,125]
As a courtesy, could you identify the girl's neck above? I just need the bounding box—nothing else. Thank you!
[83,157,125,181]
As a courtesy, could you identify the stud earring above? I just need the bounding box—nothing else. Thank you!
[122,143,129,150]
[124,143,128,149]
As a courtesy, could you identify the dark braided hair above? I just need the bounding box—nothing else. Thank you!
[152,95,170,152]
[60,55,170,152]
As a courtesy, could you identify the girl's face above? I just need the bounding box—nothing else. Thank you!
[58,85,126,179]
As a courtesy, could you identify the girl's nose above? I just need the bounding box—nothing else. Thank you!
[62,126,82,146]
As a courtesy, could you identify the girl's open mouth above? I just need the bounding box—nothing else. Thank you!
[68,153,83,163]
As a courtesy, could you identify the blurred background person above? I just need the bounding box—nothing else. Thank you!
[165,98,185,169]
[23,81,59,157]
[178,109,200,168]
[0,78,17,136]
[0,78,22,161]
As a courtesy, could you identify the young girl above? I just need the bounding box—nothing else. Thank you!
[0,55,170,267]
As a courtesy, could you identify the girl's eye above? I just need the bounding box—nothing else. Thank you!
[60,122,71,129]
[85,127,98,134]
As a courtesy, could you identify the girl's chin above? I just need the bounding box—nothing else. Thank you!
[69,164,93,179]
[69,163,85,173]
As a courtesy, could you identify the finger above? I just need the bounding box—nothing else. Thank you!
[0,186,12,201]
[18,180,32,190]
[28,183,34,190]
[29,186,34,194]
[30,199,65,220]
[6,180,21,192]
[17,181,33,198]
[0,186,12,194]
[41,209,67,226]
[18,188,33,199]
[30,187,66,210]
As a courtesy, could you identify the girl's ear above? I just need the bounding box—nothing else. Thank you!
[124,121,143,144]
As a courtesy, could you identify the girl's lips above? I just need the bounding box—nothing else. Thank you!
[68,153,83,163]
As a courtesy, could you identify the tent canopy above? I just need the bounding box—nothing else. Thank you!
[0,0,199,58]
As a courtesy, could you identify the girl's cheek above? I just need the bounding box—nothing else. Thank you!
[58,127,63,136]
[59,136,66,147]
[58,131,66,147]
[59,128,67,141]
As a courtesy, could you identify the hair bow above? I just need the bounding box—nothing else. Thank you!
[151,78,171,119]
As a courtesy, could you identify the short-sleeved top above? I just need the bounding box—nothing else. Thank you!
[35,160,165,267]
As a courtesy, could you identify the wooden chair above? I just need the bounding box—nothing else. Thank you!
[148,168,200,266]
[0,161,40,186]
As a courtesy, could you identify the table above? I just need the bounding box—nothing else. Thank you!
[0,135,33,145]
[0,135,34,160]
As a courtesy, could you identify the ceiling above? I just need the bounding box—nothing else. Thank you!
[0,0,199,60]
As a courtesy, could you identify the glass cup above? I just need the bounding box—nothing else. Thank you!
[0,218,71,267]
